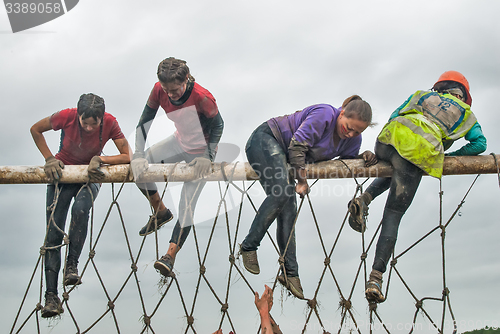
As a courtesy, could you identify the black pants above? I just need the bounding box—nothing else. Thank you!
[241,123,299,276]
[365,141,423,273]
[44,183,99,294]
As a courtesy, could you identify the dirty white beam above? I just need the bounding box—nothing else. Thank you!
[0,155,498,184]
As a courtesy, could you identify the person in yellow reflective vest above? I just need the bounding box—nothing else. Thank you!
[347,71,487,303]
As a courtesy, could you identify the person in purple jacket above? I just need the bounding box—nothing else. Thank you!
[239,95,377,299]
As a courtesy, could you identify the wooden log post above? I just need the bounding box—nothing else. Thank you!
[0,155,499,184]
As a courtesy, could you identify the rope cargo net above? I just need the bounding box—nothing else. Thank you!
[7,158,500,334]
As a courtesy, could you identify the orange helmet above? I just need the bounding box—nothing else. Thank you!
[433,71,472,106]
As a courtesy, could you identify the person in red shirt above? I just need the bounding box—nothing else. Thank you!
[31,93,130,318]
[131,57,224,278]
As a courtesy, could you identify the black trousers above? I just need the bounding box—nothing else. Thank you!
[365,141,423,273]
[44,183,99,293]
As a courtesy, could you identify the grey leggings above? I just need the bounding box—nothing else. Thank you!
[135,135,206,248]
[365,141,423,273]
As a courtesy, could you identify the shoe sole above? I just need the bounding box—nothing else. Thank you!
[63,277,82,286]
[41,307,64,318]
[243,263,260,275]
[365,288,385,303]
[277,276,304,299]
[348,216,365,233]
[154,261,173,277]
[139,215,174,236]
[348,202,366,233]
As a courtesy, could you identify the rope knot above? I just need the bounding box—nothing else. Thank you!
[390,259,398,267]
[229,255,235,264]
[108,301,115,309]
[324,257,330,266]
[62,292,69,301]
[307,298,317,309]
[278,256,285,265]
[443,287,450,297]
[200,265,206,275]
[339,298,352,310]
[36,302,43,311]
[39,247,46,256]
[187,316,194,325]
[89,250,96,259]
[360,252,367,260]
[440,225,446,238]
[221,303,229,312]
[63,235,70,245]
[131,264,138,272]
[143,315,151,326]
[415,300,423,309]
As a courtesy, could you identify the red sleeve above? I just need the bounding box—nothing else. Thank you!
[199,96,219,118]
[103,113,125,140]
[146,83,162,109]
[49,108,75,131]
[109,120,125,140]
[193,83,218,118]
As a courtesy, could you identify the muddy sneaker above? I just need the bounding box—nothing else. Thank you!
[63,260,81,286]
[239,244,260,275]
[365,280,386,303]
[365,270,385,303]
[41,292,64,318]
[277,274,304,299]
[347,196,369,233]
[154,254,175,277]
[139,208,174,236]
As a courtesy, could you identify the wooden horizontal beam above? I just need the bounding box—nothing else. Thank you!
[0,155,498,184]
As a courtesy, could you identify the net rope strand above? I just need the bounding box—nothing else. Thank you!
[7,163,496,334]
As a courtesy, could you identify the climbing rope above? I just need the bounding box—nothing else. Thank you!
[7,166,492,334]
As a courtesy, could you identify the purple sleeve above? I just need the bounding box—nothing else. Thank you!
[292,105,334,147]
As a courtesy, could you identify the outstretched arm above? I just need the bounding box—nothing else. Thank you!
[100,138,131,165]
[30,116,55,160]
[87,137,131,182]
[446,122,487,156]
[134,104,159,156]
[255,285,273,333]
[31,116,66,182]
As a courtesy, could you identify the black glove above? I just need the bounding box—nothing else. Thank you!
[88,156,105,182]
[188,157,212,179]
[360,150,378,167]
[44,156,64,182]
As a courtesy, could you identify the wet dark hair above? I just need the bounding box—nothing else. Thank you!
[433,81,467,100]
[76,93,104,152]
[157,57,195,84]
[77,93,105,121]
[341,95,375,126]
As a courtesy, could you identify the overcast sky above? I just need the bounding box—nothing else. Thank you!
[1,1,500,333]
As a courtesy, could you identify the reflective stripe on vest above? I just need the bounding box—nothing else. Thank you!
[392,115,442,151]
[399,90,477,141]
[377,114,445,178]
